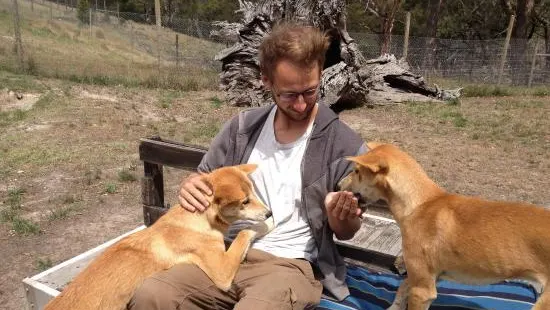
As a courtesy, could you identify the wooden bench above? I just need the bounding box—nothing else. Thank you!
[22,136,403,309]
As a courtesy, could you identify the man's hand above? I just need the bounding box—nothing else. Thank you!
[325,191,362,240]
[178,173,212,212]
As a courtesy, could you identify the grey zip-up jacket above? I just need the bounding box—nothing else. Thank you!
[198,103,367,300]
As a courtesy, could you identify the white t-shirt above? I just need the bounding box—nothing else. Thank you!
[227,105,318,260]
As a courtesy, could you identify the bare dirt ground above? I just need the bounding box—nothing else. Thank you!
[1,75,549,309]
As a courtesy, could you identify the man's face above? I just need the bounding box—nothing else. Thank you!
[262,59,321,122]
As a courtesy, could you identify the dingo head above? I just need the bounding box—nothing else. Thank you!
[339,142,441,219]
[338,143,390,205]
[204,164,271,225]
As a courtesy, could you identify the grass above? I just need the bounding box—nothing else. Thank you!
[0,90,56,128]
[0,109,29,127]
[0,71,46,92]
[183,122,220,143]
[6,188,25,208]
[35,257,53,271]
[405,98,549,147]
[105,183,117,194]
[47,203,81,221]
[85,168,102,185]
[118,168,137,182]
[1,188,25,222]
[427,77,550,98]
[33,91,57,109]
[440,110,468,127]
[1,187,41,235]
[0,207,19,222]
[11,216,41,235]
[159,91,182,109]
[210,96,223,108]
[0,0,222,89]
[4,147,73,169]
[462,85,512,97]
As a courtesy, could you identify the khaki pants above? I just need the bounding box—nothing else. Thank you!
[128,249,323,310]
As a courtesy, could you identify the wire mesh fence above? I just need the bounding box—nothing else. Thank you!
[351,32,549,86]
[0,0,224,89]
[1,0,549,89]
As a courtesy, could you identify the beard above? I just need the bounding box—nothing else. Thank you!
[273,97,316,122]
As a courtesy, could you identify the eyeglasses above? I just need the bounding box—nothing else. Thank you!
[274,85,320,103]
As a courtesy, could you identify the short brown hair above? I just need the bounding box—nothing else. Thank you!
[259,22,330,80]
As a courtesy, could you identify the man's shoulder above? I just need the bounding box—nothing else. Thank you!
[325,115,363,146]
[234,105,273,133]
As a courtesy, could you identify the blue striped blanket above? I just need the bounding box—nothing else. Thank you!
[319,264,539,310]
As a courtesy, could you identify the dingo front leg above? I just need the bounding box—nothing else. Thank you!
[196,229,257,291]
[388,278,408,310]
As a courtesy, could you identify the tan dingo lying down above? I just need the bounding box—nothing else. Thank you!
[44,164,273,310]
[339,143,550,310]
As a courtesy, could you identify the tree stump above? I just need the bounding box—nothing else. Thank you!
[211,0,461,110]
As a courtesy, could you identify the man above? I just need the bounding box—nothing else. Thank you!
[129,22,367,309]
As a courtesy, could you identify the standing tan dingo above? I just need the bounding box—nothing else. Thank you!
[339,143,550,310]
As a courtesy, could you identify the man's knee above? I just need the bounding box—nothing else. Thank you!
[128,263,231,310]
[238,273,322,309]
[128,277,179,310]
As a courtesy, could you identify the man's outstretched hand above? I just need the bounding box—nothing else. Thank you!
[325,191,362,240]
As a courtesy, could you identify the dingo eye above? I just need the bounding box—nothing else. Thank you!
[354,168,359,174]
[243,198,250,205]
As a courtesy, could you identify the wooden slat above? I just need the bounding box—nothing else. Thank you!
[339,214,402,257]
[143,205,168,227]
[336,242,398,273]
[139,137,207,171]
[142,162,164,208]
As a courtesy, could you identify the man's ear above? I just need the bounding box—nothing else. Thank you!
[235,164,258,175]
[345,155,388,174]
[261,74,272,91]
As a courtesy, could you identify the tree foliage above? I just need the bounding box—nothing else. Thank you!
[107,0,550,53]
[77,0,90,25]
[346,0,550,41]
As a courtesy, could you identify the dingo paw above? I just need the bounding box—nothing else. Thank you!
[247,217,275,238]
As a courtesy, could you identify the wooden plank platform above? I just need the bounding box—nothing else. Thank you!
[339,213,401,257]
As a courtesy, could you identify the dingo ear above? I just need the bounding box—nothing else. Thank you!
[346,155,388,174]
[235,164,258,175]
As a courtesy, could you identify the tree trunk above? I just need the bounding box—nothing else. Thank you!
[510,0,535,85]
[379,0,401,55]
[211,0,460,109]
